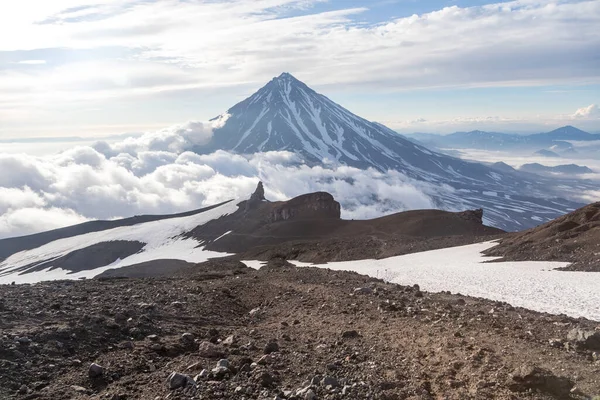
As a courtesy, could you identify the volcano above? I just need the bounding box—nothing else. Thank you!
[193,73,586,231]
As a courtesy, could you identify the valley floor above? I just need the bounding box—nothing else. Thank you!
[1,264,599,399]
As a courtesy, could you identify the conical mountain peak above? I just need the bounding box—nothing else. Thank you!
[275,72,297,81]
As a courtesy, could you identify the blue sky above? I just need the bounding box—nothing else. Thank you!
[0,0,598,138]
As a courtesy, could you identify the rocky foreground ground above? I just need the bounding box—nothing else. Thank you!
[1,263,599,400]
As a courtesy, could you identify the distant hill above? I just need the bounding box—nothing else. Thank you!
[408,126,600,154]
[519,163,594,175]
[534,149,561,158]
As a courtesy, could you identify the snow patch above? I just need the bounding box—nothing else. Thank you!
[0,200,239,284]
[282,242,599,321]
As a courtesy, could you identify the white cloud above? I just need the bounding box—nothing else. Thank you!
[572,104,600,119]
[0,0,599,136]
[16,60,46,65]
[0,122,437,238]
[0,207,89,238]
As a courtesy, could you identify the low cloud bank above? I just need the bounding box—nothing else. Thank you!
[0,121,438,238]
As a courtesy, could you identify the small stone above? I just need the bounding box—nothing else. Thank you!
[70,385,88,394]
[194,369,209,381]
[322,376,340,388]
[264,340,279,354]
[211,366,229,377]
[216,359,230,369]
[18,385,28,395]
[16,337,31,345]
[249,307,261,316]
[222,335,235,346]
[353,287,373,295]
[167,372,194,390]
[567,328,600,350]
[198,341,225,359]
[171,301,185,308]
[181,333,195,343]
[548,338,563,348]
[88,363,104,378]
[341,330,360,339]
[259,371,275,387]
[150,343,164,351]
[147,334,159,342]
[304,389,317,400]
[119,341,135,350]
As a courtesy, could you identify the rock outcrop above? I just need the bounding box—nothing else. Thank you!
[245,182,266,211]
[456,209,484,224]
[269,192,341,223]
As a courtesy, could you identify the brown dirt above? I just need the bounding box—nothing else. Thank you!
[484,202,600,271]
[234,233,504,264]
[1,263,599,400]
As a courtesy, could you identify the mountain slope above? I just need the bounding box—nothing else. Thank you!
[484,202,600,271]
[196,73,511,183]
[0,184,503,283]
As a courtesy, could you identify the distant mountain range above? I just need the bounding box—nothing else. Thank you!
[408,126,600,157]
[190,73,592,231]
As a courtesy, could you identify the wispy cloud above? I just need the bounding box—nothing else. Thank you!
[15,60,46,65]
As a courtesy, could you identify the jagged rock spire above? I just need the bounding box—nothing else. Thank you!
[245,181,265,211]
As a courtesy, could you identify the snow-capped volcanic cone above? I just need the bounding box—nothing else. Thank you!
[196,72,495,180]
[193,73,587,231]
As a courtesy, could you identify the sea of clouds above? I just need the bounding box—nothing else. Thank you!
[0,121,440,238]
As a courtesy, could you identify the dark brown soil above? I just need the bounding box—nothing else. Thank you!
[484,202,600,271]
[234,233,504,264]
[197,198,505,263]
[1,263,599,400]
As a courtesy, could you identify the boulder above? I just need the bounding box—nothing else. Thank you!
[567,328,600,350]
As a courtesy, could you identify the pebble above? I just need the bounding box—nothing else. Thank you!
[198,341,225,359]
[222,335,235,346]
[88,363,104,378]
[341,330,360,339]
[322,376,340,388]
[194,369,209,381]
[181,332,195,343]
[264,340,279,354]
[167,372,194,390]
[353,287,373,295]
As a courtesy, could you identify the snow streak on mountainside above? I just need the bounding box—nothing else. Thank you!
[0,200,238,284]
[198,73,496,182]
[194,73,588,231]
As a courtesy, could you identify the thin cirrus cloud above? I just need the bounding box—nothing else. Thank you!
[0,0,599,136]
[385,104,600,133]
[0,120,437,238]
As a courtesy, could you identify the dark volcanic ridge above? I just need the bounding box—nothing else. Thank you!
[484,202,600,271]
[191,184,504,264]
[0,182,505,280]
